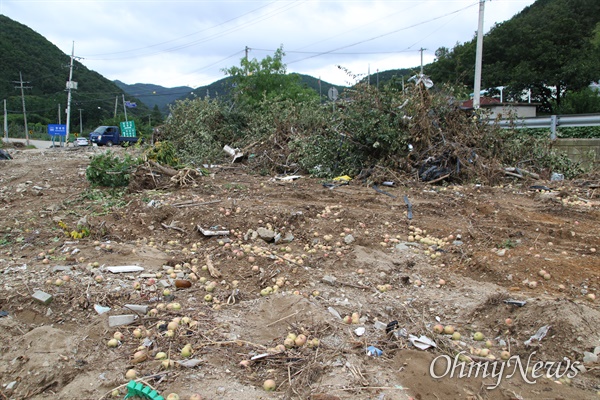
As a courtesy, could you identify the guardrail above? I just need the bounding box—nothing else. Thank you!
[492,113,600,139]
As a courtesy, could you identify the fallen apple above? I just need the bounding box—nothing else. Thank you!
[181,344,192,358]
[443,325,455,335]
[263,379,276,391]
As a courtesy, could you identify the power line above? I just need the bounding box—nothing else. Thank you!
[251,48,419,56]
[82,1,278,58]
[287,1,479,65]
[82,1,306,61]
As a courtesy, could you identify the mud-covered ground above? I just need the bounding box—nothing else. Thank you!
[0,145,599,400]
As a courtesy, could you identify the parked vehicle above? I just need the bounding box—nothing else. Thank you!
[89,126,141,147]
[76,137,89,146]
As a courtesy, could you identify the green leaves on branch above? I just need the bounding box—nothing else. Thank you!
[86,151,141,187]
[222,46,318,108]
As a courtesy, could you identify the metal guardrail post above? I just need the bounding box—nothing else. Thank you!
[550,115,558,140]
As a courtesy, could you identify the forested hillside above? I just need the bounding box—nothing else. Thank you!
[425,0,600,113]
[0,15,148,136]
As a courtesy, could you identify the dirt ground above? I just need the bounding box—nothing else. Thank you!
[0,145,599,400]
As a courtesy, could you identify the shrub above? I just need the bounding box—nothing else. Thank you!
[86,151,140,187]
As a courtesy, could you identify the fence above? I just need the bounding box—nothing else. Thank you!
[492,113,600,140]
[492,113,600,166]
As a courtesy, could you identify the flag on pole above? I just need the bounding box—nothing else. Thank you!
[125,101,137,108]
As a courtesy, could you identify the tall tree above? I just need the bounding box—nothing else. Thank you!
[483,0,600,112]
[222,46,317,107]
[426,0,600,113]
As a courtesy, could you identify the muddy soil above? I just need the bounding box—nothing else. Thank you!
[0,145,598,400]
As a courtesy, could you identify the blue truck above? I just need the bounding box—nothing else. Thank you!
[89,126,141,147]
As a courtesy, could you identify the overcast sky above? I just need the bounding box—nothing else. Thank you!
[2,0,536,89]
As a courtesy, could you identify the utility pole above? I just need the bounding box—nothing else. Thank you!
[114,96,118,119]
[122,94,128,121]
[245,46,250,75]
[3,99,7,142]
[14,71,32,146]
[65,42,77,143]
[78,108,84,135]
[473,0,485,109]
[419,48,426,75]
[58,104,61,124]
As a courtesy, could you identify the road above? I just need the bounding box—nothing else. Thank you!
[4,138,65,149]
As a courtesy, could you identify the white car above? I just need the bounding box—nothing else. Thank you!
[76,137,89,146]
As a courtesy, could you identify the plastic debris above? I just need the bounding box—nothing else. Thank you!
[408,334,437,350]
[529,185,551,191]
[32,290,53,305]
[274,175,302,181]
[125,380,164,400]
[0,149,12,160]
[124,304,148,314]
[251,353,272,361]
[386,320,399,335]
[322,180,349,189]
[366,346,383,356]
[327,307,342,320]
[223,145,243,162]
[94,304,111,315]
[333,175,352,182]
[354,327,366,336]
[198,226,230,236]
[551,172,564,181]
[524,325,551,346]
[108,314,137,327]
[372,184,396,198]
[373,321,387,330]
[504,299,527,307]
[404,195,413,220]
[0,310,8,317]
[105,265,144,273]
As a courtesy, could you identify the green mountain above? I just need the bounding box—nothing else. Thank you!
[360,68,419,88]
[0,15,149,135]
[117,73,347,108]
[113,81,193,114]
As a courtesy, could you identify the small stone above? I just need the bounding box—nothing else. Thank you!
[256,227,276,242]
[583,352,598,364]
[497,249,506,257]
[395,243,410,252]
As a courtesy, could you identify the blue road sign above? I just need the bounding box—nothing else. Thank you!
[48,124,67,136]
